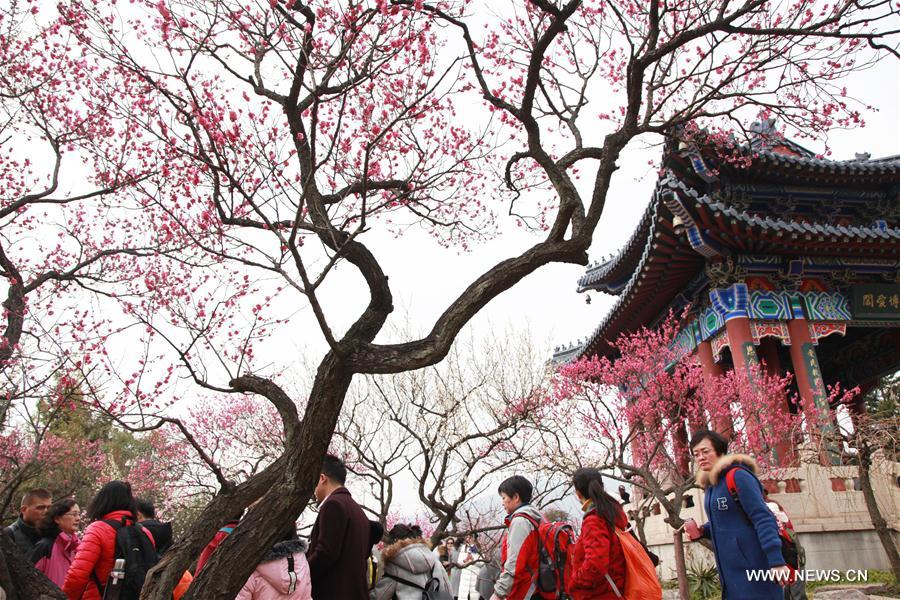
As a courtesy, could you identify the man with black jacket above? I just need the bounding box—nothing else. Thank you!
[3,488,51,556]
[136,498,173,555]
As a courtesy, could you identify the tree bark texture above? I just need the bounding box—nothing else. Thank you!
[857,440,900,580]
[672,531,690,600]
[0,535,66,600]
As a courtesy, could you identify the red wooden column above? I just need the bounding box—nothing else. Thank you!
[709,283,759,374]
[786,317,834,459]
[724,316,759,374]
[696,340,733,435]
[758,337,797,465]
[723,315,759,442]
[709,283,757,439]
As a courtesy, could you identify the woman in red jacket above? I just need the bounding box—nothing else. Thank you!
[62,481,154,600]
[567,468,628,600]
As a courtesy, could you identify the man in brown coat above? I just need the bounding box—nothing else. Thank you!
[307,453,371,600]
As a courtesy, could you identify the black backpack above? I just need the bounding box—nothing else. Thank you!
[384,574,453,600]
[91,518,160,600]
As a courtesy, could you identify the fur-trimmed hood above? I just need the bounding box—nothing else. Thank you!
[380,538,436,576]
[697,453,759,488]
[260,539,308,564]
[243,538,311,597]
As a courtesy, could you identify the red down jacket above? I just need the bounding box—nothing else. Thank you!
[567,504,628,600]
[62,510,155,600]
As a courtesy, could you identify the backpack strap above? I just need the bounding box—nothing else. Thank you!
[724,466,763,528]
[604,573,624,598]
[90,518,128,594]
[383,572,428,590]
[510,512,547,556]
[724,466,744,506]
[510,512,554,593]
[512,512,541,531]
[90,572,105,595]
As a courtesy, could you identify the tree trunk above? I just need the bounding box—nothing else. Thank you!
[672,531,690,600]
[169,356,355,599]
[632,510,648,546]
[663,506,691,600]
[857,439,900,580]
[140,452,290,598]
[0,535,66,600]
[429,513,455,548]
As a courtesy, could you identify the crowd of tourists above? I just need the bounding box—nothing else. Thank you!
[2,431,804,600]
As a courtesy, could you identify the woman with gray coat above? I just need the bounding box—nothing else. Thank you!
[448,538,462,597]
[475,553,500,600]
[371,524,451,600]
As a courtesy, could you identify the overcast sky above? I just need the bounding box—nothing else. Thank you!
[268,59,900,373]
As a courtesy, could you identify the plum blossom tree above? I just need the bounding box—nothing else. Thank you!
[177,394,284,493]
[0,377,106,521]
[0,2,171,576]
[0,3,180,588]
[543,313,858,590]
[544,315,802,526]
[830,378,900,579]
[1,0,891,596]
[0,0,183,405]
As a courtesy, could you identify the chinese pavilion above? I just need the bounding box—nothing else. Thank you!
[554,121,900,464]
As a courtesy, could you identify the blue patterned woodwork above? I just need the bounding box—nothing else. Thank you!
[673,293,850,363]
[738,255,782,273]
[699,306,725,340]
[673,320,703,356]
[686,150,719,183]
[748,291,793,320]
[803,292,852,321]
[709,284,750,321]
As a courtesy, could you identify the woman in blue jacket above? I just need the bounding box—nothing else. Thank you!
[689,430,790,600]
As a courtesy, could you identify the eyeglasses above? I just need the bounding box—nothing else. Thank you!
[691,448,714,459]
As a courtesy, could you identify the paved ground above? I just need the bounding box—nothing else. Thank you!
[662,585,899,599]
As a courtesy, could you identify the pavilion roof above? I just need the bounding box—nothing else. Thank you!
[557,138,900,363]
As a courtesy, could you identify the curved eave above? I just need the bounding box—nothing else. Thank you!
[669,175,900,242]
[754,152,900,174]
[578,198,657,293]
[577,192,705,359]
